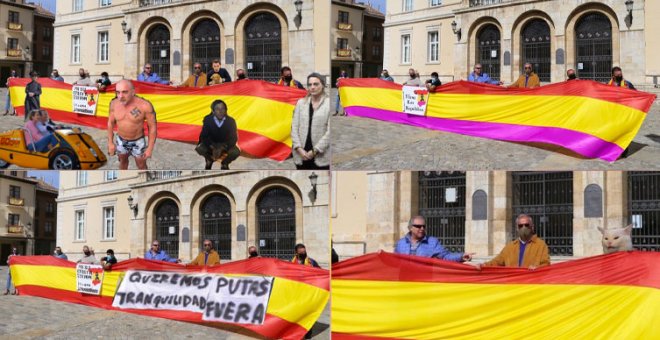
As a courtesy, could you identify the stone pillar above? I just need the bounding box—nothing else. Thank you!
[465,171,491,256]
[573,171,606,257]
[366,171,400,253]
[605,171,628,230]
[490,171,510,255]
[170,38,183,83]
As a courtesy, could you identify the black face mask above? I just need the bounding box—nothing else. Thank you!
[249,252,258,258]
[84,251,91,256]
[614,76,623,82]
[284,75,293,83]
[568,74,576,80]
[238,74,246,80]
[298,253,307,261]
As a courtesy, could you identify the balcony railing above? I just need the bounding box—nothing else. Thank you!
[7,49,21,57]
[337,22,352,31]
[469,0,502,7]
[337,49,352,57]
[138,0,178,7]
[146,171,182,181]
[7,225,23,234]
[8,22,23,30]
[8,197,24,206]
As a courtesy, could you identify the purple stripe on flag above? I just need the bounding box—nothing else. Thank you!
[345,106,624,162]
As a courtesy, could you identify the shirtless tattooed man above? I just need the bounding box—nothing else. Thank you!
[107,79,157,169]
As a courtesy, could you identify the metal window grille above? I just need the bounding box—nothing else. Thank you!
[257,187,296,260]
[200,195,232,260]
[628,172,660,251]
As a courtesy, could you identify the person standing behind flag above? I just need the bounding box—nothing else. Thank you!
[608,66,636,90]
[179,63,207,88]
[277,66,304,89]
[467,63,502,85]
[508,63,540,88]
[137,63,171,84]
[189,239,221,266]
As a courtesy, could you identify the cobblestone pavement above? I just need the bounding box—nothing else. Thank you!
[0,89,294,170]
[0,266,329,339]
[330,88,660,170]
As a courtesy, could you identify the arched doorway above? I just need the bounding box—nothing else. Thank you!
[512,172,574,256]
[191,19,221,75]
[155,199,179,258]
[575,12,612,83]
[200,194,232,260]
[147,24,171,81]
[477,24,501,81]
[521,19,551,82]
[244,12,282,82]
[256,186,295,259]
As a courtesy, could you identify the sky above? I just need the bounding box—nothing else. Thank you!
[365,0,387,13]
[27,171,60,188]
[33,0,56,13]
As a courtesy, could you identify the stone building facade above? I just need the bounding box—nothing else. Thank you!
[57,170,330,267]
[383,0,659,87]
[331,171,660,262]
[53,0,330,84]
[0,0,35,81]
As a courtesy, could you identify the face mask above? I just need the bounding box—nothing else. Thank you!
[55,250,61,255]
[249,252,258,258]
[568,74,576,80]
[518,226,532,239]
[238,74,246,80]
[410,73,415,78]
[284,75,293,82]
[432,77,438,81]
[84,251,91,256]
[615,76,623,82]
[298,253,307,261]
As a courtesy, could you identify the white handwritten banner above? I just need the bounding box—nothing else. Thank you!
[402,86,429,116]
[76,263,105,295]
[72,85,100,115]
[112,270,274,325]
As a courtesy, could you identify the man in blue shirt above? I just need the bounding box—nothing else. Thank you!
[144,240,180,263]
[394,215,474,262]
[467,63,502,85]
[137,63,171,84]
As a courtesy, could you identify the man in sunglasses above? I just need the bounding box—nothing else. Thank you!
[137,63,170,84]
[144,240,180,263]
[508,62,540,88]
[394,215,474,262]
[467,63,502,85]
[482,214,550,269]
[189,239,221,266]
[179,62,207,88]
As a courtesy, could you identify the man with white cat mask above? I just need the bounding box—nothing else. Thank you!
[481,214,550,269]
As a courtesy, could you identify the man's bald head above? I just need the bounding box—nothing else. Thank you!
[115,79,135,104]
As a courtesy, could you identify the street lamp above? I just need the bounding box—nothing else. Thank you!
[294,0,303,29]
[451,20,462,41]
[624,0,634,29]
[127,195,138,217]
[121,20,132,41]
[308,172,318,204]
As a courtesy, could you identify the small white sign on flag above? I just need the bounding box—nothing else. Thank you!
[72,85,100,116]
[402,86,429,116]
[76,263,105,295]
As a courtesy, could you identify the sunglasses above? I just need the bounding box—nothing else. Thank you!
[475,67,481,69]
[152,244,159,247]
[204,243,212,247]
[194,67,201,69]
[144,67,151,69]
[517,223,531,228]
[524,67,532,70]
[411,224,426,228]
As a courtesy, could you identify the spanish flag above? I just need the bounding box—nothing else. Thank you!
[331,251,660,339]
[338,79,656,162]
[9,78,306,161]
[10,256,329,340]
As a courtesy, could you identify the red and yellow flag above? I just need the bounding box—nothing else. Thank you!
[331,251,660,339]
[10,256,329,340]
[9,78,306,161]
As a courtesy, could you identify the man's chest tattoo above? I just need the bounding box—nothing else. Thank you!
[130,107,141,117]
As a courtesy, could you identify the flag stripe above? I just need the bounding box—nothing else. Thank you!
[346,106,623,162]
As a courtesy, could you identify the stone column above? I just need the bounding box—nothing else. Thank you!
[366,171,400,253]
[573,171,606,257]
[490,171,510,255]
[465,171,491,256]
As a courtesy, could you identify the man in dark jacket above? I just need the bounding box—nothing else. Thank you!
[24,71,42,121]
[197,99,240,169]
[206,59,232,85]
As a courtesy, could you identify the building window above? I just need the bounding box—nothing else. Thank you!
[373,27,382,40]
[337,38,348,50]
[8,11,19,23]
[76,171,87,186]
[75,210,85,240]
[8,214,20,226]
[98,31,109,62]
[46,202,55,216]
[45,221,53,235]
[104,170,118,181]
[100,0,112,7]
[35,201,40,215]
[10,171,18,176]
[403,0,413,12]
[373,45,381,57]
[103,207,115,239]
[9,185,20,198]
[73,0,83,12]
[43,46,51,58]
[401,34,411,64]
[8,38,19,50]
[338,11,349,24]
[71,34,81,64]
[428,31,439,62]
[430,0,442,6]
[43,27,52,40]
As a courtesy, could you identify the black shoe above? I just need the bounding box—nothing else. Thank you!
[220,163,229,170]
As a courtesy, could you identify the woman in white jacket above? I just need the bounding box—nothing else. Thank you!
[291,72,330,169]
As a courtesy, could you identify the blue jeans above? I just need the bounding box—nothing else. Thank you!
[4,91,11,112]
[27,134,58,152]
[336,94,341,113]
[6,270,12,291]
